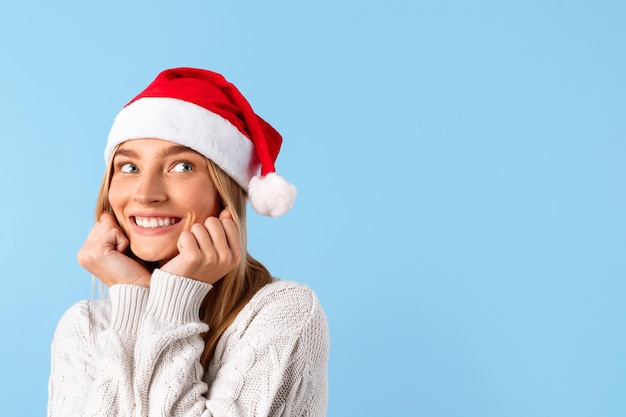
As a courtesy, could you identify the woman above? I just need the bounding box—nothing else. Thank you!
[48,68,329,417]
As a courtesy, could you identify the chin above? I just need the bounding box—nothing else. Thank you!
[131,244,178,265]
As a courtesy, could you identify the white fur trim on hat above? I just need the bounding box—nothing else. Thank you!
[105,97,260,189]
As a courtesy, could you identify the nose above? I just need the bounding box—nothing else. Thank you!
[133,171,167,204]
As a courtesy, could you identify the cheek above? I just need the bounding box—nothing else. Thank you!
[183,183,221,219]
[107,184,127,218]
[201,192,222,218]
[187,200,220,224]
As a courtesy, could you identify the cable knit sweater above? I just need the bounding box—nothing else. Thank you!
[48,269,329,417]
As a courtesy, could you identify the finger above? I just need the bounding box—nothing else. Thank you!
[96,212,127,253]
[112,228,129,253]
[189,222,215,250]
[177,229,202,259]
[214,207,238,245]
[218,208,239,250]
[204,217,230,254]
[98,211,117,224]
[204,217,240,268]
[220,216,241,262]
[219,207,233,221]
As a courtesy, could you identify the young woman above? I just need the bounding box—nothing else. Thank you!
[48,68,329,417]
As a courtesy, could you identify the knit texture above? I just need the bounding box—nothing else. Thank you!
[48,269,329,417]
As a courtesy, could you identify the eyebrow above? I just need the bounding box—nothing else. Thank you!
[114,144,197,160]
[158,144,196,159]
[113,148,139,159]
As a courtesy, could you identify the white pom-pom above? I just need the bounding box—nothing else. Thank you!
[248,172,297,217]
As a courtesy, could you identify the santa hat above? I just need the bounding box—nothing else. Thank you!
[105,67,296,217]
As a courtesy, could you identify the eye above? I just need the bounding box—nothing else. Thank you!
[171,161,194,173]
[120,163,139,173]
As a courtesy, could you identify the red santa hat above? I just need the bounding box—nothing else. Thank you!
[105,67,296,217]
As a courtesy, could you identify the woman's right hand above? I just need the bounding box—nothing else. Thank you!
[77,212,151,287]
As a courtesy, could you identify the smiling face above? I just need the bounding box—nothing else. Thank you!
[108,138,221,264]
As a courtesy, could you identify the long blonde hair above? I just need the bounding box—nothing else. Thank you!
[95,148,273,369]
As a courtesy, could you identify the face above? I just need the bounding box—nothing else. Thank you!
[108,138,221,264]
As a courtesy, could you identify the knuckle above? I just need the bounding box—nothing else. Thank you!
[190,223,204,233]
[77,249,91,266]
[204,251,217,266]
[218,250,238,269]
[186,251,202,264]
[204,217,218,227]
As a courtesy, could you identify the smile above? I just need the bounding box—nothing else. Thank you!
[133,216,181,229]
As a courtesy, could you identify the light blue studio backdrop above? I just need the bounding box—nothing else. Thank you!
[0,0,624,415]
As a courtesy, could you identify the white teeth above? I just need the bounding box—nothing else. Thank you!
[134,217,178,228]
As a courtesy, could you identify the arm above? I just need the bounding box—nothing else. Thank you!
[135,275,329,417]
[132,269,213,416]
[206,282,329,417]
[49,272,329,417]
[49,209,154,416]
[48,284,149,417]
[51,208,328,416]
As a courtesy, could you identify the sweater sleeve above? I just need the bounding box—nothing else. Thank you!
[49,272,329,417]
[48,284,149,417]
[131,269,213,416]
[136,275,329,417]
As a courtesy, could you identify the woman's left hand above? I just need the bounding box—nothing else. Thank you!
[160,208,241,285]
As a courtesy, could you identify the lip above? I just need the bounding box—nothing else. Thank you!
[127,212,183,236]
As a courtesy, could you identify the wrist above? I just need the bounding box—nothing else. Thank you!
[109,284,150,334]
[145,269,213,324]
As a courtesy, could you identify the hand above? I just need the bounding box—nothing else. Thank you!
[77,212,151,287]
[161,208,241,285]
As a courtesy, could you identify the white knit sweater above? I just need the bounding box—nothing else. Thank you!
[48,269,329,417]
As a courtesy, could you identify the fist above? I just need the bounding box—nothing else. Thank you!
[161,208,241,285]
[78,212,151,287]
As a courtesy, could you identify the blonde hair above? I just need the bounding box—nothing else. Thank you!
[95,147,273,369]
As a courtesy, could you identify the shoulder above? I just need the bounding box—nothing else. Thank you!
[247,280,325,329]
[252,280,323,314]
[52,298,112,344]
[223,279,328,342]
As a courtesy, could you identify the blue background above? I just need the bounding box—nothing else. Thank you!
[1,1,624,415]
